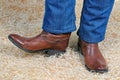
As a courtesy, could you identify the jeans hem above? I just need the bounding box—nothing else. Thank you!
[42,26,76,34]
[78,35,105,43]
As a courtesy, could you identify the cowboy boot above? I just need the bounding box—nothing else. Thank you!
[8,31,71,54]
[78,39,108,73]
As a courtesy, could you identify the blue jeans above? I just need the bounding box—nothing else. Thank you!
[42,0,114,43]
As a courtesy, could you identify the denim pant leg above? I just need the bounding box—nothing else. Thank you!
[42,0,76,34]
[77,0,114,43]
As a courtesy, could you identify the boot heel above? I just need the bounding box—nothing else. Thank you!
[44,50,65,57]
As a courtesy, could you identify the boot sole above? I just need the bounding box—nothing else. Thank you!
[77,43,108,73]
[8,35,64,56]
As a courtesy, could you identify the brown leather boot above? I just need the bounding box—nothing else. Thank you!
[78,39,108,73]
[8,31,71,53]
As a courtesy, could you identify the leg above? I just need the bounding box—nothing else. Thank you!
[42,0,76,34]
[78,0,114,43]
[77,0,114,73]
[8,0,76,54]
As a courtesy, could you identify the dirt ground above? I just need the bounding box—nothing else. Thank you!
[0,0,120,80]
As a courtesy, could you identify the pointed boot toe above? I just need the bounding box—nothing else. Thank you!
[8,34,31,52]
